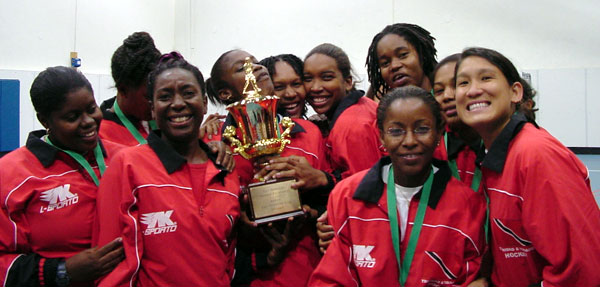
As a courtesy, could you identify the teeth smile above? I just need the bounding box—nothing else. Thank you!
[83,131,95,137]
[468,102,489,111]
[285,103,298,109]
[312,97,328,104]
[171,116,191,123]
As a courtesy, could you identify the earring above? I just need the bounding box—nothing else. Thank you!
[46,128,51,136]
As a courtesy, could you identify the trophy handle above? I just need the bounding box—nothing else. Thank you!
[277,117,295,153]
[223,125,252,159]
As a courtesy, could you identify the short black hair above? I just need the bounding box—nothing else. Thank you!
[30,66,93,118]
[366,23,437,98]
[111,31,161,92]
[457,47,536,122]
[147,52,206,102]
[376,86,444,133]
[206,49,238,106]
[432,53,461,82]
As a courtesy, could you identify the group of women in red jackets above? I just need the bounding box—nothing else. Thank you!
[0,23,599,287]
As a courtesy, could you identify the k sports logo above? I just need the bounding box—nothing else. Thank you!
[141,210,178,236]
[353,245,376,268]
[39,184,79,213]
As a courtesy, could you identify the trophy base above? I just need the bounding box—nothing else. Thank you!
[254,210,305,225]
[247,177,304,224]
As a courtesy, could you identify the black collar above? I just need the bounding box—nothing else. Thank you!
[352,156,451,209]
[446,131,483,160]
[221,113,306,135]
[26,130,108,168]
[100,97,140,127]
[480,113,531,173]
[329,89,365,130]
[146,131,228,179]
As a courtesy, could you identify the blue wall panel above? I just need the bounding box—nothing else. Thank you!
[0,80,20,152]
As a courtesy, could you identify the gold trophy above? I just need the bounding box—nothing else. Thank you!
[223,57,303,224]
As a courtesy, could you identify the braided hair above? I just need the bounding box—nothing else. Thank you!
[259,54,307,117]
[111,32,161,92]
[366,23,437,99]
[259,54,304,82]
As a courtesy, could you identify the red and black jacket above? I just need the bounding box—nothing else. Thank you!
[309,157,486,286]
[480,113,600,287]
[94,132,241,286]
[0,130,122,286]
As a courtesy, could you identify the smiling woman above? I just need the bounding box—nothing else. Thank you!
[94,52,241,286]
[0,66,125,287]
[308,86,486,286]
[454,47,600,286]
[206,49,331,287]
[303,43,384,180]
[259,54,307,119]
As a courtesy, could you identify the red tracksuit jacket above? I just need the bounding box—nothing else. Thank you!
[94,132,241,287]
[0,130,122,286]
[217,116,329,287]
[481,114,600,287]
[308,157,486,286]
[326,90,384,180]
[98,97,150,146]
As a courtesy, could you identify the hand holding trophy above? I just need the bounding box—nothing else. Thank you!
[223,57,304,224]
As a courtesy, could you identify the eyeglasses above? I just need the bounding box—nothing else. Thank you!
[384,126,432,138]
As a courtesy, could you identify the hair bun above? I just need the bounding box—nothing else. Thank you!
[159,51,184,63]
[123,32,154,49]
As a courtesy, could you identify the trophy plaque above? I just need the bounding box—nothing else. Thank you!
[223,58,304,224]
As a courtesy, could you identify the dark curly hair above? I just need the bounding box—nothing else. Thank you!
[456,47,537,122]
[147,52,205,102]
[366,23,437,99]
[30,66,93,118]
[111,32,161,92]
[376,86,444,133]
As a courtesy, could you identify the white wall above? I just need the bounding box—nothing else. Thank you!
[1,0,599,147]
[0,0,176,144]
[177,0,600,146]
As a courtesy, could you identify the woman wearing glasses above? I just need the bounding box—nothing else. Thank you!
[309,86,486,286]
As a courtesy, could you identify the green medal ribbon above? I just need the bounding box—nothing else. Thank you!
[444,133,482,192]
[444,133,489,242]
[113,100,150,144]
[45,137,106,186]
[387,166,433,286]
